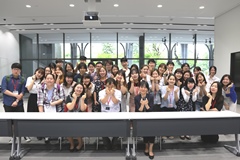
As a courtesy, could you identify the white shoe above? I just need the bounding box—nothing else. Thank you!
[8,138,13,144]
[24,137,31,142]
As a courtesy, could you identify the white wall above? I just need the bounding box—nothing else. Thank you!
[0,27,19,81]
[215,5,240,78]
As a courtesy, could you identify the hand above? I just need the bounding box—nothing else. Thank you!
[121,78,124,84]
[193,88,198,94]
[94,101,99,105]
[166,87,171,93]
[11,101,18,107]
[82,93,87,99]
[156,76,161,81]
[110,89,115,95]
[174,88,179,93]
[207,93,212,99]
[130,77,133,82]
[225,105,230,110]
[15,94,22,100]
[177,81,182,87]
[150,77,154,81]
[72,92,78,99]
[89,83,92,89]
[185,90,190,96]
[228,83,233,88]
[32,75,36,81]
[106,89,111,95]
[50,101,56,106]
[141,73,146,79]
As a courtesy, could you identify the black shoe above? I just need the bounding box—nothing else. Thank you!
[144,151,149,156]
[149,152,154,159]
[69,147,75,152]
[75,145,83,151]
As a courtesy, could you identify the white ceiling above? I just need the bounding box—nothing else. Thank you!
[0,0,240,35]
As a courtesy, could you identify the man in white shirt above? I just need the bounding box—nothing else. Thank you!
[99,78,121,149]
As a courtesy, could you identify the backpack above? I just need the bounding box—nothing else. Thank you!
[6,75,27,93]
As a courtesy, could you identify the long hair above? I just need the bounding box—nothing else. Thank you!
[70,83,85,98]
[63,72,74,87]
[210,81,223,104]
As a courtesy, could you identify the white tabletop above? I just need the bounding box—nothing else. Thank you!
[0,111,239,120]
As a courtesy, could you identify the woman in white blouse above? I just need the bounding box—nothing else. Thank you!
[26,67,45,112]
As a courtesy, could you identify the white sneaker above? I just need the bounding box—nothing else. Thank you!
[24,137,31,142]
[8,138,13,144]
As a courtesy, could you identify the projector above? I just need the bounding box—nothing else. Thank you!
[84,11,99,20]
[83,11,101,27]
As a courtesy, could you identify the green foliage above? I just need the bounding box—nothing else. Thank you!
[102,43,114,54]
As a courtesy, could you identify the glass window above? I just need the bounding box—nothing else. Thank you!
[21,60,39,78]
[118,33,141,68]
[145,33,168,60]
[20,34,38,59]
[65,33,90,66]
[91,33,117,59]
[38,33,63,59]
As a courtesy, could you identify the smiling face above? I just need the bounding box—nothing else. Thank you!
[222,76,231,86]
[99,67,107,78]
[35,70,44,80]
[45,74,55,87]
[74,84,84,96]
[210,82,218,94]
[167,75,176,86]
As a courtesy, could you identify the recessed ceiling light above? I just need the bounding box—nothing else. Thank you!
[26,5,31,8]
[189,29,193,31]
[158,28,162,30]
[56,28,60,30]
[199,6,205,9]
[157,4,163,8]
[51,28,55,30]
[50,23,54,25]
[43,23,48,25]
[114,4,119,7]
[69,4,75,7]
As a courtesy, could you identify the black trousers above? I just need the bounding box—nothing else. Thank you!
[4,104,24,112]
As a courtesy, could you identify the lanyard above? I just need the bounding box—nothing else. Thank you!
[169,91,174,105]
[107,96,112,105]
[12,79,18,91]
[211,99,216,109]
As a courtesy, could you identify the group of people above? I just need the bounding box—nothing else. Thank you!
[1,56,237,159]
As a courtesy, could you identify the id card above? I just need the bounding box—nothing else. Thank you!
[13,90,18,95]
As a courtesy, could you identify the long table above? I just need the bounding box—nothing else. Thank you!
[131,111,240,158]
[0,112,131,160]
[1,111,240,160]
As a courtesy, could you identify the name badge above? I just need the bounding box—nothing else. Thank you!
[13,90,18,95]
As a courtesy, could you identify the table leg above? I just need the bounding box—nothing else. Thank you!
[224,134,240,156]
